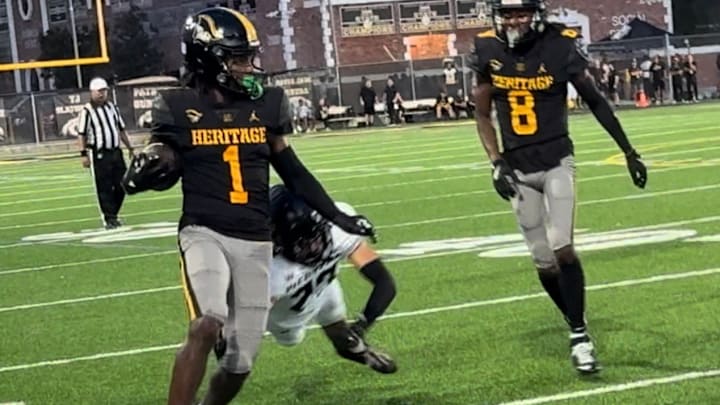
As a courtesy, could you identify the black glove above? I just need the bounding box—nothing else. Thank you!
[331,213,377,242]
[491,159,520,201]
[625,149,647,189]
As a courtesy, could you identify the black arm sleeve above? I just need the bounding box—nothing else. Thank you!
[571,72,633,155]
[271,146,343,221]
[358,258,397,325]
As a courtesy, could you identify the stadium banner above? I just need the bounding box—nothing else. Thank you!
[132,86,175,128]
[273,74,314,100]
[340,4,395,37]
[399,1,452,33]
[53,91,90,137]
[455,0,492,29]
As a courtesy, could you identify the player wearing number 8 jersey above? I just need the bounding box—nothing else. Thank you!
[471,0,647,374]
[122,8,375,405]
[265,185,397,374]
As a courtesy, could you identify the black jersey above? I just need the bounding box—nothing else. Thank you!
[151,86,293,241]
[472,25,589,173]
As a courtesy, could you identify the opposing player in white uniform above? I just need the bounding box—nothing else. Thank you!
[267,185,398,374]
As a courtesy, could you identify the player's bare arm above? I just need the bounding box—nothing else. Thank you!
[473,82,501,162]
[268,134,376,239]
[571,70,648,188]
[473,81,520,200]
[347,242,397,336]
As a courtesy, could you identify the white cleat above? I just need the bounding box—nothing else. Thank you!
[571,338,601,374]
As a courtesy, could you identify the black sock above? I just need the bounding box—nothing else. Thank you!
[558,260,586,333]
[538,271,568,317]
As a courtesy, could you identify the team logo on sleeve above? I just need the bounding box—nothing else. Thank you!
[185,109,203,123]
[490,59,503,71]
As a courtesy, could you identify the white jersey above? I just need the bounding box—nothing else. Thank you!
[268,202,363,332]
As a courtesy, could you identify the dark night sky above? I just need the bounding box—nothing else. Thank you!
[672,0,720,34]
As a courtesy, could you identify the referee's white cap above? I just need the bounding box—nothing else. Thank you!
[89,77,109,91]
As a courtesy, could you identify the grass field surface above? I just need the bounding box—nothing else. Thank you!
[0,103,718,404]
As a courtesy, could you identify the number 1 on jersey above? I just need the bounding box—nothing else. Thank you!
[508,90,538,136]
[222,145,249,204]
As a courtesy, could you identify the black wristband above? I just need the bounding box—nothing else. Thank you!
[80,150,88,157]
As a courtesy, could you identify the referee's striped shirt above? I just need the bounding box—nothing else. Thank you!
[77,101,126,150]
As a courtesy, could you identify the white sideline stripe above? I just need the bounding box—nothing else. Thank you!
[0,402,26,405]
[0,251,176,276]
[497,370,720,405]
[0,161,712,232]
[1,266,718,373]
[4,229,720,313]
[0,286,179,313]
[2,197,720,277]
[0,123,716,206]
[380,184,720,229]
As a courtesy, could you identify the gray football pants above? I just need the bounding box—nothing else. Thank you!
[178,225,272,374]
[510,155,576,270]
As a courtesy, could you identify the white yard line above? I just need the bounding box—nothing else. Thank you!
[379,184,720,229]
[0,286,178,313]
[1,266,718,373]
[2,190,720,275]
[496,369,720,405]
[0,250,176,276]
[0,122,715,201]
[0,161,713,232]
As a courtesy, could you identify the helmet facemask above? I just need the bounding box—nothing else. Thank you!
[493,2,546,49]
[276,212,332,267]
[213,48,265,100]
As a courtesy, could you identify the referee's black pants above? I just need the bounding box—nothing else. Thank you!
[91,148,127,224]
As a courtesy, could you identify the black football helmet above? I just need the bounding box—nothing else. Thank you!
[491,0,547,48]
[181,7,264,99]
[269,185,332,267]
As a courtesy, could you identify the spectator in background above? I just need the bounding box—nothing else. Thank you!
[359,80,377,127]
[451,89,474,118]
[383,78,402,125]
[630,59,643,98]
[603,60,619,107]
[670,54,684,103]
[297,99,314,133]
[684,54,699,102]
[716,53,720,92]
[640,55,653,100]
[650,55,666,104]
[443,58,459,96]
[316,97,330,131]
[588,59,603,96]
[435,89,455,120]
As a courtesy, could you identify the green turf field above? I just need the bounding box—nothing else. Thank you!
[0,103,718,405]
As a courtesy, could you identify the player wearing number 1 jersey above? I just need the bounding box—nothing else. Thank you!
[265,185,397,374]
[122,8,375,405]
[471,0,647,374]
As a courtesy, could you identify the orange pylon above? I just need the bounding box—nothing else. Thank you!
[636,89,650,108]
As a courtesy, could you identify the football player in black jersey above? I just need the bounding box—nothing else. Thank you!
[122,8,375,405]
[471,0,647,374]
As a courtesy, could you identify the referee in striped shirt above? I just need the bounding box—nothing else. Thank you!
[77,77,135,230]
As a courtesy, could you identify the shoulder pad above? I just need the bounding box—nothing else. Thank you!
[477,29,497,38]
